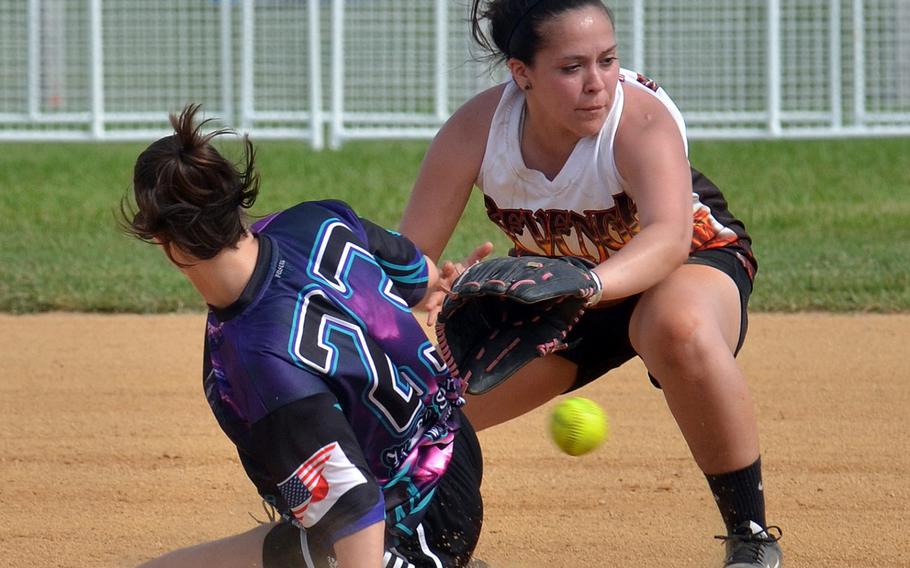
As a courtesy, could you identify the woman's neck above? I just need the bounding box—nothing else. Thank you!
[520,103,579,180]
[179,232,260,309]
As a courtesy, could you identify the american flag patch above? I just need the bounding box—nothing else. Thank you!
[277,442,368,528]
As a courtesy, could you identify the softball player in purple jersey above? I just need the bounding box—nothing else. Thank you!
[124,105,483,568]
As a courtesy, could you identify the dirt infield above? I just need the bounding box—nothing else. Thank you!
[1,313,908,567]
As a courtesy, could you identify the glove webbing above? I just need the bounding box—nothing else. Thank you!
[436,304,585,387]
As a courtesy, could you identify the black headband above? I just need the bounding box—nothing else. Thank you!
[505,0,546,58]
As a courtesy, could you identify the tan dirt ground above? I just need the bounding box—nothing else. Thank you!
[1,313,908,567]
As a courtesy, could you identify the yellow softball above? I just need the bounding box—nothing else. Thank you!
[549,397,609,456]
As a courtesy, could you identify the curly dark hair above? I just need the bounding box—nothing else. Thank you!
[121,103,260,265]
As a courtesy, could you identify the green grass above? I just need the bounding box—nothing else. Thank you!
[689,139,910,312]
[1,138,908,313]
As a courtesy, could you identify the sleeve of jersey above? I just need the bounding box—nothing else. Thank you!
[360,217,429,307]
[249,392,385,548]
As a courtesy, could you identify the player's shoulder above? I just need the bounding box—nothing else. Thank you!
[285,199,356,218]
[615,82,686,161]
[425,83,505,176]
[206,314,332,423]
[618,81,678,134]
[615,70,687,150]
[441,83,505,143]
[260,199,360,233]
[454,83,505,120]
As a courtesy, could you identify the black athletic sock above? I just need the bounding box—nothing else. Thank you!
[705,456,766,533]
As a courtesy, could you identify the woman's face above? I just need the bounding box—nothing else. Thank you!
[521,5,619,139]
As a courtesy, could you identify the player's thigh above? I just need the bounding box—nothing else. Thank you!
[629,262,742,360]
[463,354,577,431]
[138,522,274,568]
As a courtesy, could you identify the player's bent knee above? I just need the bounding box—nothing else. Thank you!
[633,309,730,385]
[636,309,709,357]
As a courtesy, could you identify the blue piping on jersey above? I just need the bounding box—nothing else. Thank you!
[308,218,411,313]
[392,486,437,535]
[288,286,367,373]
[396,366,429,396]
[375,255,426,272]
[420,341,450,379]
[384,459,413,489]
[322,325,417,435]
[384,272,428,285]
[415,339,447,376]
[288,288,306,368]
[288,286,426,432]
[290,308,420,436]
[394,514,414,536]
[410,486,436,516]
[322,286,368,329]
[390,364,425,408]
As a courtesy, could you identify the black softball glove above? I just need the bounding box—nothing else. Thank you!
[435,255,602,395]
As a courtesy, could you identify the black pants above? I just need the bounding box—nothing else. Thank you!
[559,246,754,390]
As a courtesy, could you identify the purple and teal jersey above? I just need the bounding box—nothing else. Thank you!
[202,200,464,551]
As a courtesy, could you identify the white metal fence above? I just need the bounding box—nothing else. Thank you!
[1,0,908,147]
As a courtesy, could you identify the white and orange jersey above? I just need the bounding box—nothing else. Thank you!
[477,68,753,270]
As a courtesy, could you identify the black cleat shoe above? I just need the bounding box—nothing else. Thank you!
[716,521,783,568]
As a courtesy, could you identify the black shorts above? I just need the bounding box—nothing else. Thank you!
[263,413,483,568]
[559,247,755,391]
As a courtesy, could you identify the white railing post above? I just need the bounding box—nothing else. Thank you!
[309,0,324,149]
[899,2,910,110]
[27,0,41,118]
[829,0,842,131]
[767,0,782,136]
[631,0,645,73]
[852,0,865,127]
[240,0,254,133]
[44,0,66,113]
[330,0,345,149]
[434,0,448,122]
[89,0,104,139]
[221,0,234,127]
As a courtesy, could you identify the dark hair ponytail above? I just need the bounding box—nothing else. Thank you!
[470,0,613,65]
[121,104,260,264]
